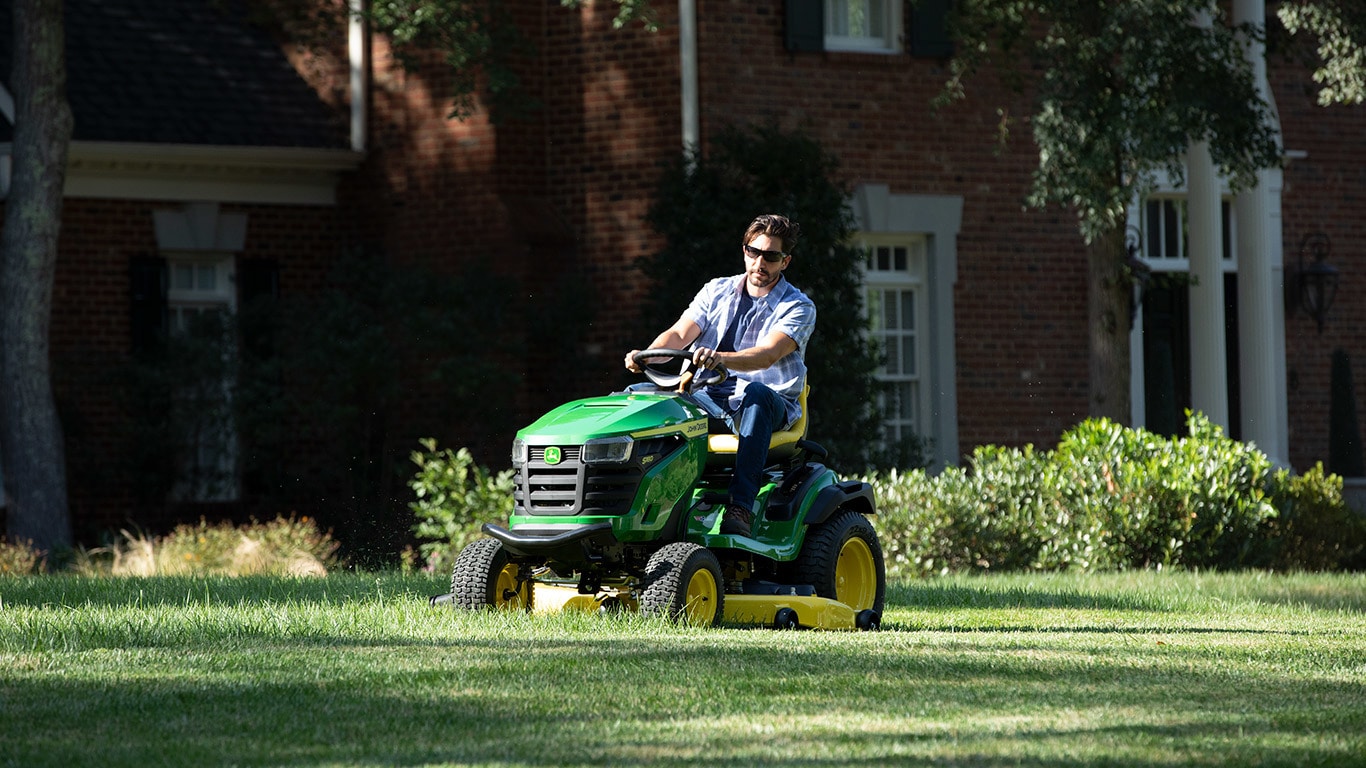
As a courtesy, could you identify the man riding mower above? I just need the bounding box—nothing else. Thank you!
[434,349,886,630]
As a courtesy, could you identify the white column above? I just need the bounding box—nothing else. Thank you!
[1233,0,1289,464]
[679,0,700,155]
[1187,140,1229,428]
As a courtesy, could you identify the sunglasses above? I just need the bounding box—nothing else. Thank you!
[743,244,789,263]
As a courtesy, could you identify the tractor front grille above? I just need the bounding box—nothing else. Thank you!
[515,447,643,516]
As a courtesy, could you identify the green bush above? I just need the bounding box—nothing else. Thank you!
[1261,464,1366,571]
[870,413,1358,576]
[408,439,515,574]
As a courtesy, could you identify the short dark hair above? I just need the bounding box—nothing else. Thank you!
[743,214,800,254]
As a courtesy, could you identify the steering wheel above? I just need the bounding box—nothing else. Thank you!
[631,348,729,394]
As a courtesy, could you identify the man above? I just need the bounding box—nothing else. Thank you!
[625,214,815,536]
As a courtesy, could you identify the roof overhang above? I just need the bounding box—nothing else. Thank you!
[33,141,367,205]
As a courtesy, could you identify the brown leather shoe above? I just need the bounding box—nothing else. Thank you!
[719,504,754,536]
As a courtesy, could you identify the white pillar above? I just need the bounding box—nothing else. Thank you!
[1187,140,1229,428]
[1233,0,1289,465]
[679,0,699,155]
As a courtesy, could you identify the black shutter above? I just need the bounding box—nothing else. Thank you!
[130,255,167,356]
[785,0,824,52]
[237,257,280,361]
[909,0,954,58]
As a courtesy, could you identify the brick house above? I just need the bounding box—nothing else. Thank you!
[1,0,1363,548]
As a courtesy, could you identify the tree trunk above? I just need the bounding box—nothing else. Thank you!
[1086,225,1134,424]
[1,0,74,551]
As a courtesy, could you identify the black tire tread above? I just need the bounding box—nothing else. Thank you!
[639,542,724,625]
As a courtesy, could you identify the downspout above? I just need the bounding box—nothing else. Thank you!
[679,0,699,158]
[349,0,368,152]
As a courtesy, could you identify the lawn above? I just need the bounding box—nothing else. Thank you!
[1,570,1363,767]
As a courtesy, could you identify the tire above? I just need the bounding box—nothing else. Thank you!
[639,542,724,626]
[790,508,885,614]
[450,538,533,611]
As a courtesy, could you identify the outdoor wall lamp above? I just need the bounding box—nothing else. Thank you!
[1287,232,1340,333]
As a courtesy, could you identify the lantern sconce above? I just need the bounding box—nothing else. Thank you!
[1286,232,1340,334]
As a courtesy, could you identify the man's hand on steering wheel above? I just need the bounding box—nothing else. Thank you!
[627,348,729,394]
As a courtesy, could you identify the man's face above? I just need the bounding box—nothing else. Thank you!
[743,233,790,292]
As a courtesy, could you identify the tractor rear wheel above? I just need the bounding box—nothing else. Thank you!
[790,508,885,616]
[640,542,724,626]
[450,538,533,611]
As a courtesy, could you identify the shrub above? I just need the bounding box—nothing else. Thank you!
[1261,464,1366,571]
[0,538,45,576]
[869,413,1353,576]
[408,439,515,574]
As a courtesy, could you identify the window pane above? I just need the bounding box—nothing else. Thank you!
[894,246,907,272]
[174,264,195,291]
[899,381,918,427]
[866,290,883,331]
[882,289,897,330]
[1146,200,1161,258]
[1163,200,1179,259]
[884,334,899,371]
[197,265,216,291]
[829,0,851,35]
[900,291,915,330]
[902,336,916,375]
[877,246,890,271]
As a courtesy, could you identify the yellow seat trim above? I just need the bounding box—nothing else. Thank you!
[707,385,808,455]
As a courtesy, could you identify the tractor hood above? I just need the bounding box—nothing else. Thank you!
[516,392,709,445]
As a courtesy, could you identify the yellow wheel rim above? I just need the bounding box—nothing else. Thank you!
[835,536,878,611]
[493,563,528,610]
[683,567,719,625]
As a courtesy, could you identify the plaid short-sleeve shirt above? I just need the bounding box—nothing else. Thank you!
[682,274,816,428]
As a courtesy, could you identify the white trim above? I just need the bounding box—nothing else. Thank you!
[65,142,364,205]
[852,184,962,471]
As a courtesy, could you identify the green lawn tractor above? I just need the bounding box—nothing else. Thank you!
[434,349,885,630]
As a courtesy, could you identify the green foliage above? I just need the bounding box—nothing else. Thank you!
[408,439,515,574]
[71,516,341,577]
[0,538,45,576]
[944,0,1282,244]
[871,412,1361,576]
[1277,0,1366,105]
[642,122,895,471]
[1262,464,1366,571]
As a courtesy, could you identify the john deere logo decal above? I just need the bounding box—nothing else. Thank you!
[543,446,562,465]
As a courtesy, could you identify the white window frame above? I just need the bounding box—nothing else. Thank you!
[164,252,240,503]
[860,235,931,452]
[825,0,902,54]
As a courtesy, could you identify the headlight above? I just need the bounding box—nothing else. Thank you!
[582,436,634,464]
[511,438,527,467]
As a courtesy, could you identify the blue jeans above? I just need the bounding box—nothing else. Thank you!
[695,383,787,514]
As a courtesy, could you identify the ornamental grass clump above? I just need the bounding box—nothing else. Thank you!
[75,516,340,577]
[0,537,45,576]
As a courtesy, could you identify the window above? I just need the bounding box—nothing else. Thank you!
[165,254,239,502]
[826,0,901,53]
[1142,198,1235,268]
[862,238,928,449]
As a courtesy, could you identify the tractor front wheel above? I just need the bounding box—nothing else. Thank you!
[640,542,724,626]
[450,538,533,611]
